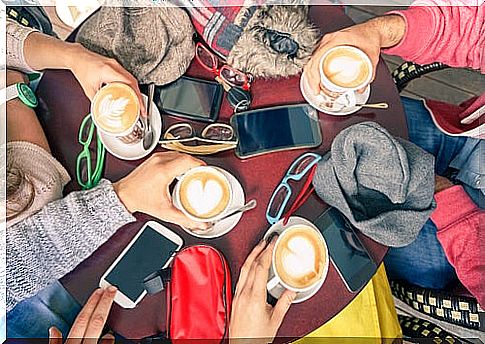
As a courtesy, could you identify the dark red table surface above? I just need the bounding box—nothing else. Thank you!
[36,5,407,341]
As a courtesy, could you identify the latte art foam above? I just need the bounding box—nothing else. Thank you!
[97,95,130,128]
[179,170,231,219]
[92,83,140,134]
[322,47,371,89]
[275,226,326,289]
[281,236,317,279]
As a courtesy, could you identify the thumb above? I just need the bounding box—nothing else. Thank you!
[49,327,63,344]
[159,206,209,230]
[100,333,115,344]
[304,62,321,96]
[271,289,296,328]
[83,86,96,102]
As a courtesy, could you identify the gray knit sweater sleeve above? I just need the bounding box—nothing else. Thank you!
[6,179,136,312]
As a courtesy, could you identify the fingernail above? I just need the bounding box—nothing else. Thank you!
[49,327,58,337]
[266,233,279,244]
[103,333,115,340]
[94,288,103,295]
[108,286,118,293]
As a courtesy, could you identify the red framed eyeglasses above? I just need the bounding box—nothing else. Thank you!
[195,42,252,91]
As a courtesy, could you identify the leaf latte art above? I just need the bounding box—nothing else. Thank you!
[92,83,140,134]
[97,95,130,127]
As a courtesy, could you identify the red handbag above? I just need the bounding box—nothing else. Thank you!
[143,245,232,342]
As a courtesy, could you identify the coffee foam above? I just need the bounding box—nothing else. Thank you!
[281,236,316,278]
[275,226,326,289]
[323,48,370,89]
[92,83,139,134]
[179,170,230,219]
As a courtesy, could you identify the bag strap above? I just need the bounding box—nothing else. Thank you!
[143,268,172,295]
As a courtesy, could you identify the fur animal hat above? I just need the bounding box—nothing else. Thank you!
[185,3,320,78]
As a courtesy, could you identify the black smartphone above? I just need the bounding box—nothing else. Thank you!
[314,208,377,292]
[156,76,223,123]
[230,104,322,158]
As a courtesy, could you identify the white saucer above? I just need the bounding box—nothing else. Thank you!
[263,217,327,304]
[173,169,246,239]
[98,94,162,161]
[300,72,371,116]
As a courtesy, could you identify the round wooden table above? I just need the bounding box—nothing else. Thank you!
[36,5,407,341]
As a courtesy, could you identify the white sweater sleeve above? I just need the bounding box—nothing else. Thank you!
[6,19,37,73]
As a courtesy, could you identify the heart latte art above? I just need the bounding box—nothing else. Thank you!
[179,170,231,220]
[92,83,140,134]
[275,226,326,289]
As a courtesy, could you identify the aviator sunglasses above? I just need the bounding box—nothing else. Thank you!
[159,122,238,155]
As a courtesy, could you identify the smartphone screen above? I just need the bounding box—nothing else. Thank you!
[231,104,322,158]
[104,225,180,302]
[157,76,222,121]
[314,208,377,292]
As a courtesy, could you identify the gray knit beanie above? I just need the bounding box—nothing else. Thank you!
[313,122,436,247]
[76,6,194,85]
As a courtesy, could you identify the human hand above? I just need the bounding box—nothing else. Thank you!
[113,152,208,229]
[229,237,296,343]
[49,287,117,344]
[6,69,28,86]
[67,44,146,116]
[304,15,406,96]
[435,175,454,194]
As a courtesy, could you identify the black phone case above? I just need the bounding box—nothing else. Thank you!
[153,76,223,123]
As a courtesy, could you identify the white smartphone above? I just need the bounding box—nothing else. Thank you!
[99,221,183,308]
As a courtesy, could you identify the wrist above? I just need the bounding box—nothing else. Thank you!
[64,43,87,70]
[6,70,28,87]
[434,175,454,194]
[112,180,137,214]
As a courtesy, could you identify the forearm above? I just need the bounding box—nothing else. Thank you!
[6,179,136,311]
[22,31,81,71]
[383,4,485,71]
[365,15,406,49]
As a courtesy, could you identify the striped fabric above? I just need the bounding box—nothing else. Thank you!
[174,0,256,58]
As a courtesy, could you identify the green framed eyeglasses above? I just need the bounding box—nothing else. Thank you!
[76,114,106,190]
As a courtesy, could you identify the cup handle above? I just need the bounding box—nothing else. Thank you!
[267,276,281,293]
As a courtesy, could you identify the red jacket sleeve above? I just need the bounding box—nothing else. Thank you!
[383,1,485,73]
[431,185,484,307]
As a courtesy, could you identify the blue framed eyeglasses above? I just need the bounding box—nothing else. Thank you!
[266,152,322,224]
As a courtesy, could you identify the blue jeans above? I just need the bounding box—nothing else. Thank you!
[6,281,81,338]
[385,97,482,289]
